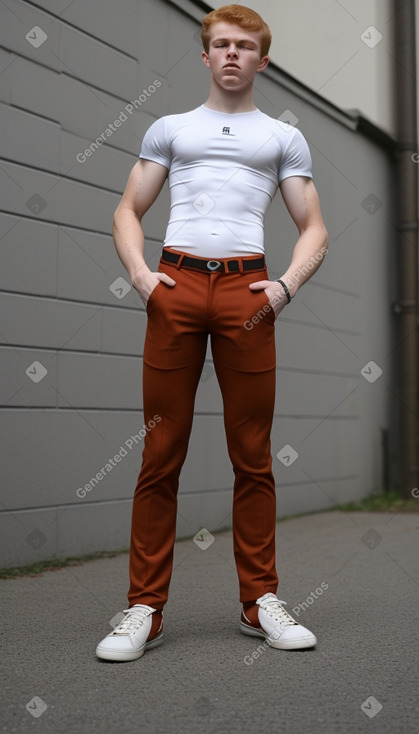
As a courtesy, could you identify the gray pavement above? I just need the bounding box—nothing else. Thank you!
[1,509,419,734]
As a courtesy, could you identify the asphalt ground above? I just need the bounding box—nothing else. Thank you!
[1,509,418,733]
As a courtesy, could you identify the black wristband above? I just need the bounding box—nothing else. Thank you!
[276,278,292,304]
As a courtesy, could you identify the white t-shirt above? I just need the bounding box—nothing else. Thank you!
[139,104,312,257]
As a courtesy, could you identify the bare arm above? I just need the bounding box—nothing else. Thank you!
[249,176,328,316]
[277,176,328,295]
[112,159,176,304]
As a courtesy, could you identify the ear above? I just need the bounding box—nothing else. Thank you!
[256,55,270,73]
[201,51,210,68]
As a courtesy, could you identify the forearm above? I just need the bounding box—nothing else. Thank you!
[112,206,150,285]
[280,223,328,298]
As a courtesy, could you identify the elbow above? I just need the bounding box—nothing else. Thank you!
[112,201,123,229]
[311,222,328,249]
[299,222,329,247]
[112,210,119,238]
[112,204,139,235]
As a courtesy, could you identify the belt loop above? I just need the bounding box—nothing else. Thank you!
[175,253,185,270]
[238,257,244,275]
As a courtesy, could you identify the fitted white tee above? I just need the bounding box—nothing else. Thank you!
[139,104,312,257]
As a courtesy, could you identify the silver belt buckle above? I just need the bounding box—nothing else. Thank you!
[207,260,221,271]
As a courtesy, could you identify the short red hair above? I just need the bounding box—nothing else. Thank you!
[200,4,272,58]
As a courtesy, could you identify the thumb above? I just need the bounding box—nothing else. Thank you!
[158,273,176,287]
[249,279,270,291]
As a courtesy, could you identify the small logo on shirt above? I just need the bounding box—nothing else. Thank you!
[222,126,235,135]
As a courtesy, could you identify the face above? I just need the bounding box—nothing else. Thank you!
[201,22,270,91]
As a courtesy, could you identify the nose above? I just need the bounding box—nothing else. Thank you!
[226,44,239,58]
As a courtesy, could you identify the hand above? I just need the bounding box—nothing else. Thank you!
[132,269,176,306]
[249,279,289,319]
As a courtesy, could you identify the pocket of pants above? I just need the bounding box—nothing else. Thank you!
[261,288,276,322]
[146,280,163,313]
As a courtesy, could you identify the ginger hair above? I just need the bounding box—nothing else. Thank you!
[201,4,272,58]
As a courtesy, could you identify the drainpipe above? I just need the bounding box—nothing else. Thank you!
[393,0,419,497]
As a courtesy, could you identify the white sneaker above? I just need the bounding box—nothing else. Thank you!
[96,604,163,661]
[240,592,317,650]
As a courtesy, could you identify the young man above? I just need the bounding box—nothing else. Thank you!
[96,4,328,662]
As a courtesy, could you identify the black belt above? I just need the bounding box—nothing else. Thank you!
[161,249,265,273]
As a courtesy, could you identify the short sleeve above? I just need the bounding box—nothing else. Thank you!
[139,117,171,170]
[278,127,313,184]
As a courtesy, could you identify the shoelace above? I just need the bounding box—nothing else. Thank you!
[112,606,151,635]
[260,598,298,627]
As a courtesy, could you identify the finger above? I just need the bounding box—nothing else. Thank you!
[248,280,271,290]
[158,273,176,287]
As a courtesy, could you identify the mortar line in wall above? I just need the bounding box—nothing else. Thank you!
[0,363,362,378]
[22,0,139,61]
[180,476,360,495]
[0,161,125,197]
[7,98,156,155]
[0,498,134,515]
[0,406,360,421]
[0,475,360,515]
[0,300,362,340]
[0,212,165,249]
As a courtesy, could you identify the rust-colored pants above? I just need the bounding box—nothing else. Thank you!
[128,247,279,609]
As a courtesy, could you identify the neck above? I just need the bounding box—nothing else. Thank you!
[204,80,257,114]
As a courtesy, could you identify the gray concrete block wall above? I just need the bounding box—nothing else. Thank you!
[0,0,394,568]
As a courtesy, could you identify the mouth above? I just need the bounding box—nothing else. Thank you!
[223,63,240,70]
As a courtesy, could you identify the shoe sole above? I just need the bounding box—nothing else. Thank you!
[96,631,164,662]
[240,622,316,650]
